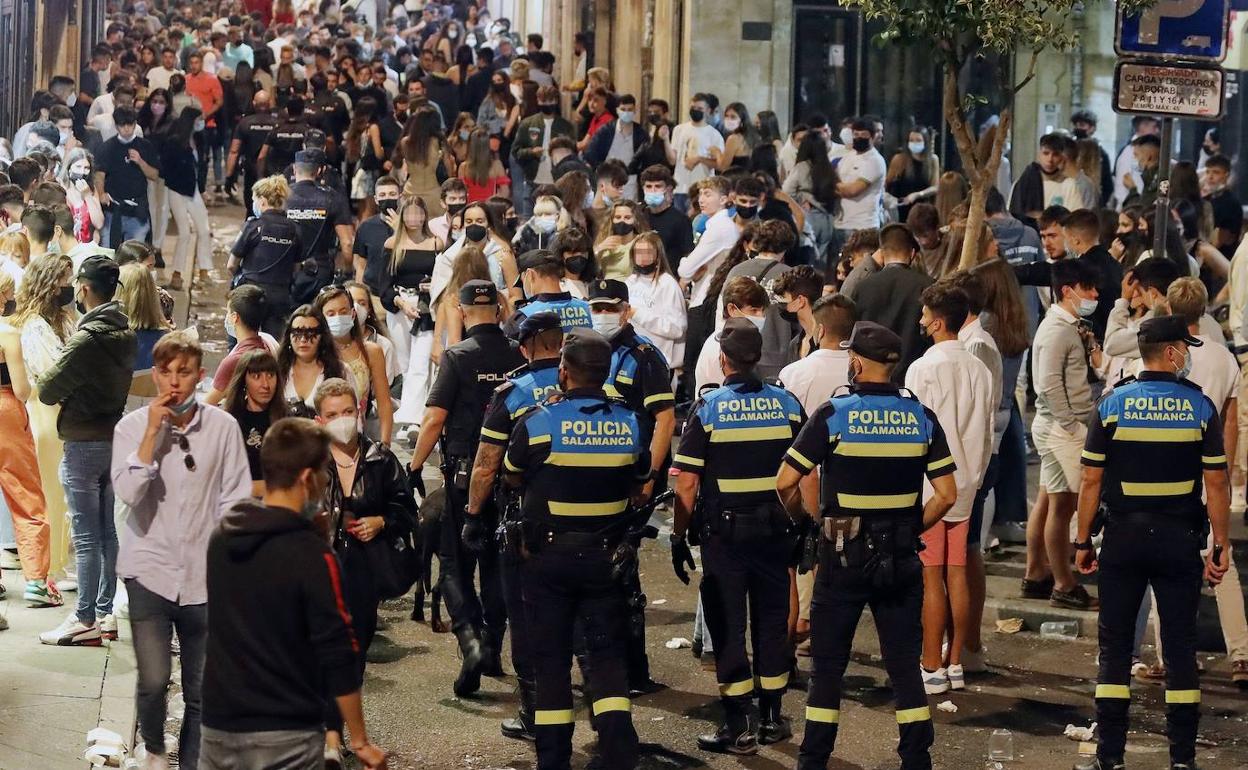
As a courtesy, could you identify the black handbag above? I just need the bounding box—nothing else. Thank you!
[361,524,420,600]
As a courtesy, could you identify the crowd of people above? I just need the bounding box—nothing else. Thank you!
[0,1,1245,770]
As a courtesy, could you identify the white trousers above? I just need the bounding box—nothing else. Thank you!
[392,319,433,426]
[168,188,214,274]
[148,179,169,249]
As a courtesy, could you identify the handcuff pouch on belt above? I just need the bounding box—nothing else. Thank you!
[703,501,790,545]
[496,487,527,560]
[820,515,919,590]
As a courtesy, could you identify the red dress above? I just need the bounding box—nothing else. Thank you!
[462,173,510,203]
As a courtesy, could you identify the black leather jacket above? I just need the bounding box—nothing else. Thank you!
[324,436,417,552]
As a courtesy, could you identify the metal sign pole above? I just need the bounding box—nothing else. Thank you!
[1153,117,1173,260]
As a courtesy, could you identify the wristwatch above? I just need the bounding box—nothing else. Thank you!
[1073,539,1094,551]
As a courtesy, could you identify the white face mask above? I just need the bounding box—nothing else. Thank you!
[324,414,359,444]
[722,117,740,132]
[354,302,370,326]
[746,315,766,331]
[591,312,621,337]
[1076,295,1098,317]
[117,132,136,145]
[617,110,635,125]
[326,314,354,338]
[534,214,557,233]
[839,127,853,146]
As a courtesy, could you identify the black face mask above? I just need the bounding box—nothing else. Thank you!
[648,114,663,126]
[564,256,589,275]
[689,108,704,123]
[778,307,798,325]
[446,202,466,217]
[464,224,488,242]
[735,205,758,220]
[539,103,557,115]
[852,137,871,153]
[378,199,398,216]
[506,216,519,230]
[1072,128,1089,140]
[634,262,657,275]
[57,285,75,308]
[611,222,634,237]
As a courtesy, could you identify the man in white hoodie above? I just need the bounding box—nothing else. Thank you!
[904,281,994,696]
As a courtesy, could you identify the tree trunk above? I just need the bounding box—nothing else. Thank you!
[958,107,1013,269]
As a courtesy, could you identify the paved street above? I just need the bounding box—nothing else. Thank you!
[0,202,1245,770]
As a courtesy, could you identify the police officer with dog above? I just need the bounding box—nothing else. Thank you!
[502,328,652,770]
[670,317,806,754]
[410,280,524,698]
[467,311,565,742]
[775,321,958,770]
[1073,315,1232,770]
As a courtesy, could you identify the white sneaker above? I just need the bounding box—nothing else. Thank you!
[97,614,118,641]
[947,664,966,691]
[921,666,949,695]
[324,745,344,770]
[0,548,19,570]
[58,577,78,593]
[961,646,988,674]
[39,614,102,646]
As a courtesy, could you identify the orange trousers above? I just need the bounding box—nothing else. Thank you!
[0,388,49,581]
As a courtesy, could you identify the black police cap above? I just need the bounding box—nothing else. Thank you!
[719,317,762,365]
[458,279,498,306]
[841,321,902,363]
[1137,315,1202,347]
[561,327,612,374]
[517,248,560,272]
[517,310,561,341]
[587,279,629,306]
[294,148,325,166]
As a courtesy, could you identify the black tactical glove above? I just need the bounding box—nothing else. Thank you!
[462,515,488,553]
[671,533,696,585]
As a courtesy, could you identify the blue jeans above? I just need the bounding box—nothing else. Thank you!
[102,211,151,249]
[993,404,1029,524]
[128,579,207,769]
[61,440,117,623]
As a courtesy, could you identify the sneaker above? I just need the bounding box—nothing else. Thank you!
[796,637,812,657]
[0,548,19,570]
[97,614,118,641]
[58,578,78,593]
[921,666,949,695]
[961,646,988,674]
[1130,660,1149,679]
[323,745,343,770]
[39,614,102,646]
[23,579,63,608]
[947,664,966,691]
[1135,662,1166,683]
[1051,584,1099,610]
[1232,660,1248,690]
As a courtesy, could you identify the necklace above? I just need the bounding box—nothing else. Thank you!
[332,447,359,468]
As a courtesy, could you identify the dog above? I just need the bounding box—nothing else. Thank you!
[410,482,451,632]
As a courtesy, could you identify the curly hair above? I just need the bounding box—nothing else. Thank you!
[15,253,73,340]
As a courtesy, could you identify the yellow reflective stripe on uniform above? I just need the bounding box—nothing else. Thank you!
[1095,684,1131,700]
[616,373,634,385]
[592,697,631,715]
[926,455,954,472]
[1203,455,1227,465]
[895,706,931,724]
[837,492,919,509]
[503,456,521,472]
[481,427,509,441]
[719,679,755,697]
[805,706,840,723]
[1103,413,1118,425]
[1165,689,1201,704]
[547,452,637,468]
[1120,480,1196,496]
[510,405,536,420]
[1081,450,1106,462]
[603,384,622,399]
[534,709,575,725]
[673,453,705,467]
[786,447,815,470]
[709,426,795,443]
[835,441,927,458]
[643,392,675,407]
[718,476,778,493]
[1112,427,1202,442]
[531,434,552,445]
[548,500,628,516]
[759,672,790,690]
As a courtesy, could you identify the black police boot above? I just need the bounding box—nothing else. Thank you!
[453,630,484,697]
[1072,756,1125,770]
[480,630,505,677]
[757,691,792,745]
[696,696,759,755]
[500,678,536,741]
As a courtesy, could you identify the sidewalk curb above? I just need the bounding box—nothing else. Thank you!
[91,619,137,768]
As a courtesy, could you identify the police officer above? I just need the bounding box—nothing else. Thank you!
[1073,315,1231,770]
[227,176,303,338]
[671,317,805,754]
[282,128,347,197]
[505,249,593,337]
[466,310,565,741]
[285,149,355,303]
[409,279,524,697]
[775,321,958,770]
[588,278,676,694]
[225,90,278,215]
[257,95,311,176]
[304,72,350,163]
[502,328,651,770]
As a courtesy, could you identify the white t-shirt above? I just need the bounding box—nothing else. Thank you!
[145,66,182,93]
[778,348,850,415]
[1188,333,1241,417]
[834,148,886,230]
[671,122,725,192]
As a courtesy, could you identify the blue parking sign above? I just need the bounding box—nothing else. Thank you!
[1116,0,1230,63]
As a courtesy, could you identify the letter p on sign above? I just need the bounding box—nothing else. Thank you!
[1140,0,1207,45]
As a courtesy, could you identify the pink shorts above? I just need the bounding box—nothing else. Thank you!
[919,519,970,567]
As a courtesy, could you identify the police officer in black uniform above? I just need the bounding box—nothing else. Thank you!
[776,321,958,770]
[257,95,311,176]
[304,72,350,163]
[285,149,355,304]
[504,250,593,336]
[409,280,525,697]
[588,278,676,694]
[466,310,565,742]
[282,128,347,196]
[227,179,303,338]
[225,90,278,216]
[671,317,806,754]
[1073,316,1231,770]
[502,328,651,770]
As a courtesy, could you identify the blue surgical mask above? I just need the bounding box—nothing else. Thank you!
[252,200,262,218]
[746,315,765,331]
[908,141,925,155]
[1173,347,1193,379]
[326,314,354,338]
[169,392,198,415]
[1077,296,1098,317]
[584,191,596,209]
[224,312,236,339]
[534,215,557,233]
[644,191,665,208]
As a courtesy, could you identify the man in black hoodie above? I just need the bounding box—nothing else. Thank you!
[201,418,388,769]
